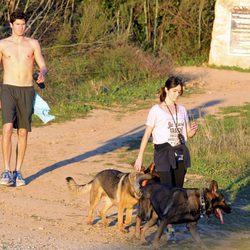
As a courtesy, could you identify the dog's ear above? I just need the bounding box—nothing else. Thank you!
[148,162,155,174]
[209,180,219,196]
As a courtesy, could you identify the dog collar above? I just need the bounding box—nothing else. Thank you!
[200,188,206,217]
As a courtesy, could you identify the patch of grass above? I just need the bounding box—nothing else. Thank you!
[103,162,116,167]
[0,241,9,250]
[188,104,250,200]
[209,64,250,72]
[86,79,163,107]
[175,53,208,66]
[219,103,250,116]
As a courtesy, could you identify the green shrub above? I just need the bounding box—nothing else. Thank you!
[39,44,172,120]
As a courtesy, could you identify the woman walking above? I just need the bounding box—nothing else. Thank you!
[134,76,198,188]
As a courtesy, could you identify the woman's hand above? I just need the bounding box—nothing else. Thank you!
[134,157,143,172]
[134,125,153,172]
[188,121,198,138]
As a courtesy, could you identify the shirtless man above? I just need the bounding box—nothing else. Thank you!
[0,10,48,186]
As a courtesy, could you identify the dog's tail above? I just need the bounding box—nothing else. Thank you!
[66,177,92,193]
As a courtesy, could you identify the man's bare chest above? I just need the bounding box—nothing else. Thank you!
[3,43,34,61]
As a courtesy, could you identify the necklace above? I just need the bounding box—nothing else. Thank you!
[165,102,182,134]
[165,102,185,145]
[165,102,178,125]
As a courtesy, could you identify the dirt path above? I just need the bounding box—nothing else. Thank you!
[0,67,250,249]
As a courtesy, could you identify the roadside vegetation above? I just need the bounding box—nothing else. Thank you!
[209,64,250,73]
[0,0,216,121]
[189,104,250,199]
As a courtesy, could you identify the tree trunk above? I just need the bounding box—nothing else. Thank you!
[69,0,75,24]
[144,0,149,42]
[15,0,20,10]
[24,0,31,12]
[198,0,205,49]
[116,9,120,34]
[153,0,158,51]
[126,5,133,40]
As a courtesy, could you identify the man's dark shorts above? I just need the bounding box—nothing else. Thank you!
[1,84,35,132]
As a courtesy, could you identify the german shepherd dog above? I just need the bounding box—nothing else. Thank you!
[66,169,152,232]
[135,180,231,247]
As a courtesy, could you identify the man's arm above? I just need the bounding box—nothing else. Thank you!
[33,39,48,83]
[0,41,3,64]
[0,41,3,108]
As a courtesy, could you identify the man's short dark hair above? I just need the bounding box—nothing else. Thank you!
[10,10,27,24]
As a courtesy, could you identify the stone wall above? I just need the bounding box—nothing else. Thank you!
[209,0,250,69]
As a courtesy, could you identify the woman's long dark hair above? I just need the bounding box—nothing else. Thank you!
[159,76,183,102]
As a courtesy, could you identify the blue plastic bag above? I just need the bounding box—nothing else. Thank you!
[33,93,55,124]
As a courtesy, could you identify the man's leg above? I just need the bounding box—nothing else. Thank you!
[13,128,28,186]
[0,123,14,185]
[15,128,28,171]
[2,123,13,170]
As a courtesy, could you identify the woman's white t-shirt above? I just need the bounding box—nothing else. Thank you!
[146,104,189,146]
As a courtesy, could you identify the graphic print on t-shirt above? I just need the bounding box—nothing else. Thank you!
[168,121,185,146]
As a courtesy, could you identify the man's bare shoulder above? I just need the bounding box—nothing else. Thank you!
[25,37,38,43]
[0,37,11,50]
[0,37,11,44]
[24,37,37,43]
[25,37,41,49]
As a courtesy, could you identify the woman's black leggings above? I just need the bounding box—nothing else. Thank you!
[158,161,186,188]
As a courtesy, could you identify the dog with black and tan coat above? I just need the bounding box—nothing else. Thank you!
[135,180,231,248]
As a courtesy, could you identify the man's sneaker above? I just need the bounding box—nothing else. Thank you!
[0,170,13,186]
[13,171,26,187]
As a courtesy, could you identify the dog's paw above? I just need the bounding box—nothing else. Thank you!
[134,232,141,239]
[86,220,93,225]
[102,220,110,227]
[140,239,150,246]
[124,219,132,225]
[118,226,128,233]
[152,240,160,249]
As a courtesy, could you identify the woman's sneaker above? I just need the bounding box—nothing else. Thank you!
[0,170,13,186]
[13,171,26,186]
[167,226,176,242]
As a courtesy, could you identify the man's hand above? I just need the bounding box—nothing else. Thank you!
[37,72,45,84]
[33,72,46,89]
